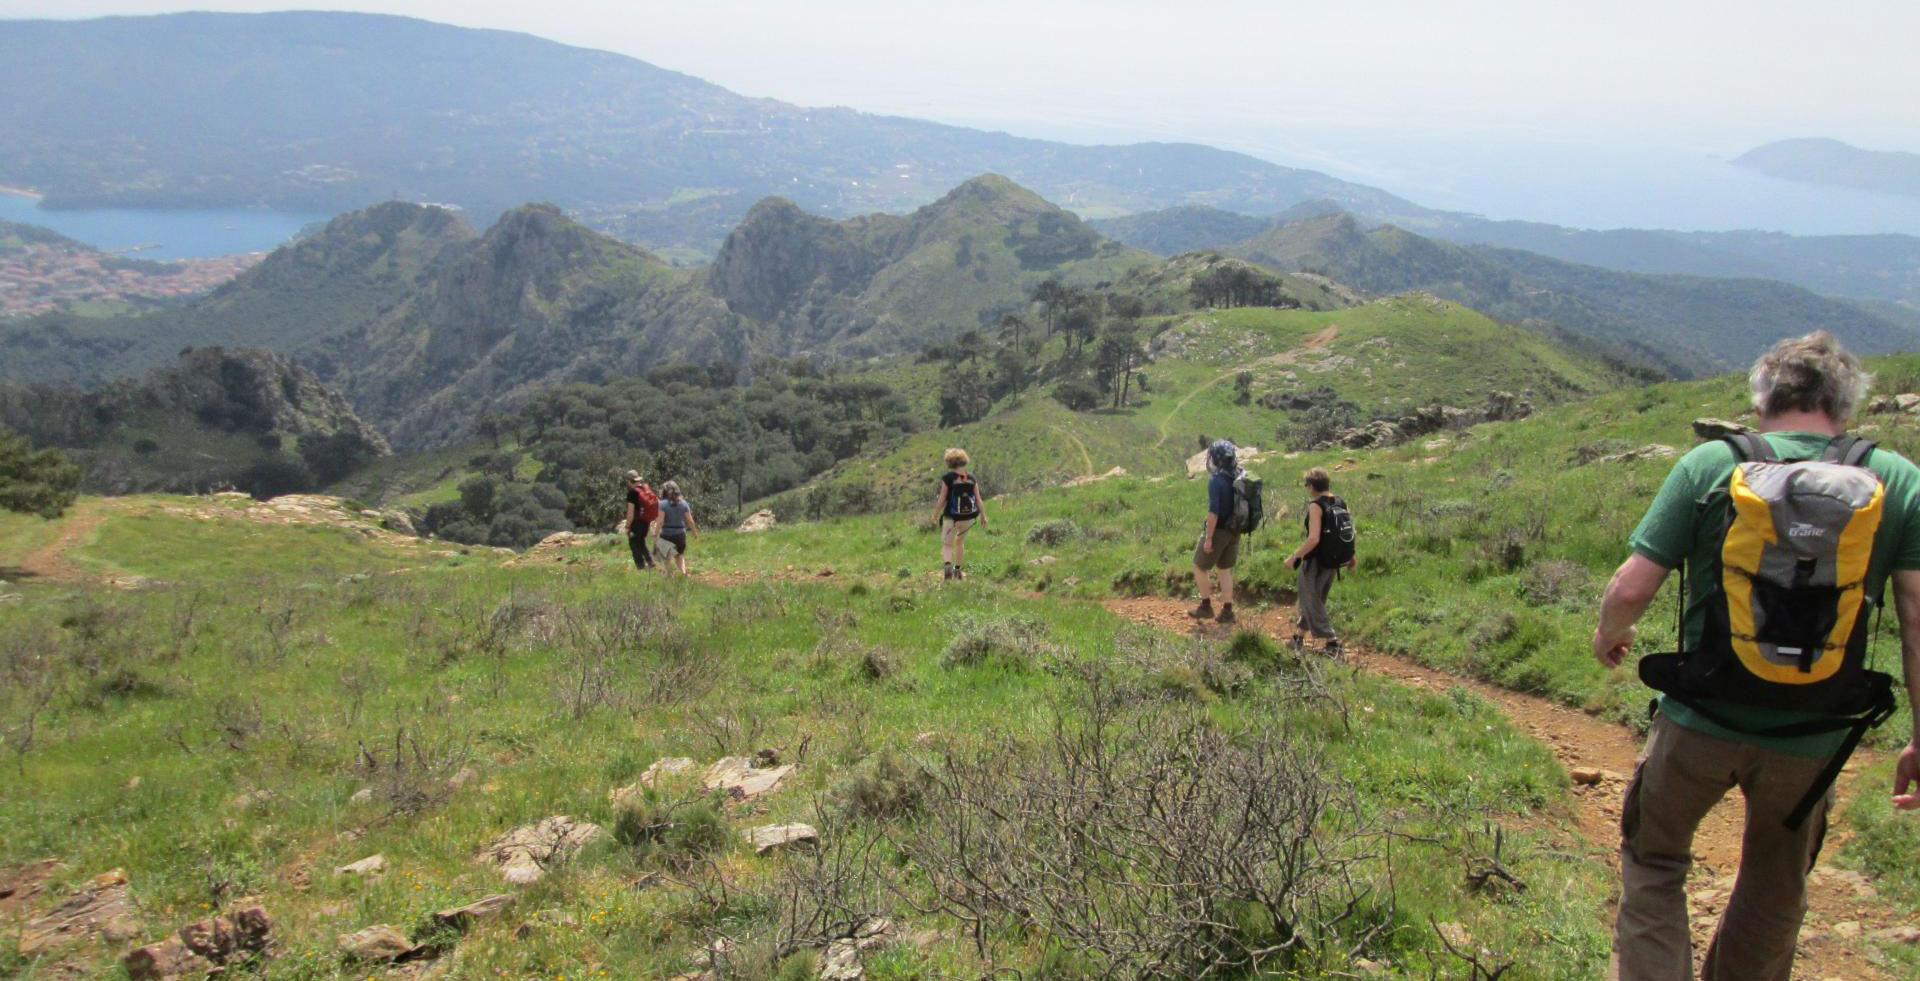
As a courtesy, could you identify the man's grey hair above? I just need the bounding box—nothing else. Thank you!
[1748,330,1873,423]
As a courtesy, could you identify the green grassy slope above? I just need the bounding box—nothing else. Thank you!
[769,293,1625,515]
[1,496,1606,980]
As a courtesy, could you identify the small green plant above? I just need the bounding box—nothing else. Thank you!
[613,791,732,866]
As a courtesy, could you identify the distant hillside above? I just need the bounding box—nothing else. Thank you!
[771,293,1628,515]
[1099,204,1920,307]
[1735,138,1920,198]
[0,11,1432,254]
[1225,214,1916,375]
[0,347,388,495]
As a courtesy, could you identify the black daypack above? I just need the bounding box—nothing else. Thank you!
[947,472,980,520]
[1638,433,1897,829]
[1310,494,1356,565]
[1229,470,1264,534]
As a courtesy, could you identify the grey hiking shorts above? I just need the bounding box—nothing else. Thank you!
[1194,526,1240,571]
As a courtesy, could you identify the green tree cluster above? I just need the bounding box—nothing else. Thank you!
[0,425,81,518]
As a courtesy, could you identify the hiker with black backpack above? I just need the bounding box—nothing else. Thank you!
[1191,439,1261,624]
[1285,467,1354,656]
[934,448,987,581]
[1594,331,1920,981]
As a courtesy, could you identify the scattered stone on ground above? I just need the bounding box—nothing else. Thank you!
[445,767,479,790]
[1434,921,1473,949]
[744,823,819,856]
[122,905,271,981]
[1593,444,1678,466]
[431,894,515,932]
[1896,394,1920,414]
[610,758,698,807]
[737,509,778,533]
[703,757,796,800]
[19,868,142,955]
[337,923,417,963]
[0,857,61,914]
[334,854,387,877]
[478,816,606,885]
[818,918,897,981]
[1318,393,1532,451]
[1030,555,1058,566]
[1063,466,1128,488]
[349,787,375,805]
[1692,418,1752,440]
[1569,767,1605,786]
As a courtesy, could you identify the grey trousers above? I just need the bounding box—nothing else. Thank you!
[1294,558,1339,638]
[1610,713,1832,981]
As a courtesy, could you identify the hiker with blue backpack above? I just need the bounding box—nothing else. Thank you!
[1594,331,1920,981]
[1285,466,1355,656]
[934,447,987,581]
[1190,440,1261,624]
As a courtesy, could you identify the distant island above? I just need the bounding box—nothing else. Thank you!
[1733,138,1920,198]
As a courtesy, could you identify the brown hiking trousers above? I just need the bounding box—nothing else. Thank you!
[1610,713,1832,981]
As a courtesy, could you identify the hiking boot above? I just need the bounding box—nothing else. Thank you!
[1214,603,1237,624]
[1188,599,1214,619]
[1323,639,1343,658]
[1288,633,1306,652]
[942,565,954,581]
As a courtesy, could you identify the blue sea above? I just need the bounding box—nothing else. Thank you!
[0,193,328,259]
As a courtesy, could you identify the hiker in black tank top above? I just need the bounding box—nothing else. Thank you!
[934,448,987,580]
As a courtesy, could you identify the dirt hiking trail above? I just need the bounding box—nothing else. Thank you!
[1152,324,1340,448]
[15,499,108,583]
[1106,594,1905,981]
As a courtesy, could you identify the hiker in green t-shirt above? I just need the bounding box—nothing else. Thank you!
[1593,331,1920,981]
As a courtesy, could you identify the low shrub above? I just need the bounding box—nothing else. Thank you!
[1026,519,1082,546]
[940,613,1054,669]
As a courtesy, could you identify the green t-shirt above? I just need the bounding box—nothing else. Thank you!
[1628,431,1920,756]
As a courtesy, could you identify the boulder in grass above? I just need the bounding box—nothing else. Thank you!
[334,854,386,877]
[1691,418,1752,441]
[19,868,142,955]
[1899,393,1920,413]
[337,923,416,963]
[703,757,795,800]
[124,905,271,981]
[736,509,778,533]
[478,816,605,885]
[431,894,515,932]
[609,757,698,807]
[743,823,818,856]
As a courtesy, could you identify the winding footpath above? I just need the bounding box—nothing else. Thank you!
[1104,595,1905,981]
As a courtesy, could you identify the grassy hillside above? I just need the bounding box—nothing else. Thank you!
[769,293,1625,515]
[0,495,1608,980]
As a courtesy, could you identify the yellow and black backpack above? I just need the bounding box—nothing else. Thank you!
[1639,432,1898,829]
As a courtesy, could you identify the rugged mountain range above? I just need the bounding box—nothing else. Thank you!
[1219,213,1913,375]
[0,347,387,494]
[0,11,1430,255]
[9,173,1914,453]
[1095,203,1920,308]
[0,176,1156,449]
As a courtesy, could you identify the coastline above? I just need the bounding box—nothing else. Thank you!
[0,184,44,201]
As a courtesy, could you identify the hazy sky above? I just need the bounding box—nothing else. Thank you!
[6,0,1916,158]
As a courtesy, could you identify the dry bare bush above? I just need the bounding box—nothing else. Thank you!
[0,620,60,775]
[939,613,1055,669]
[550,597,705,718]
[770,814,891,961]
[353,726,469,815]
[898,679,1383,979]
